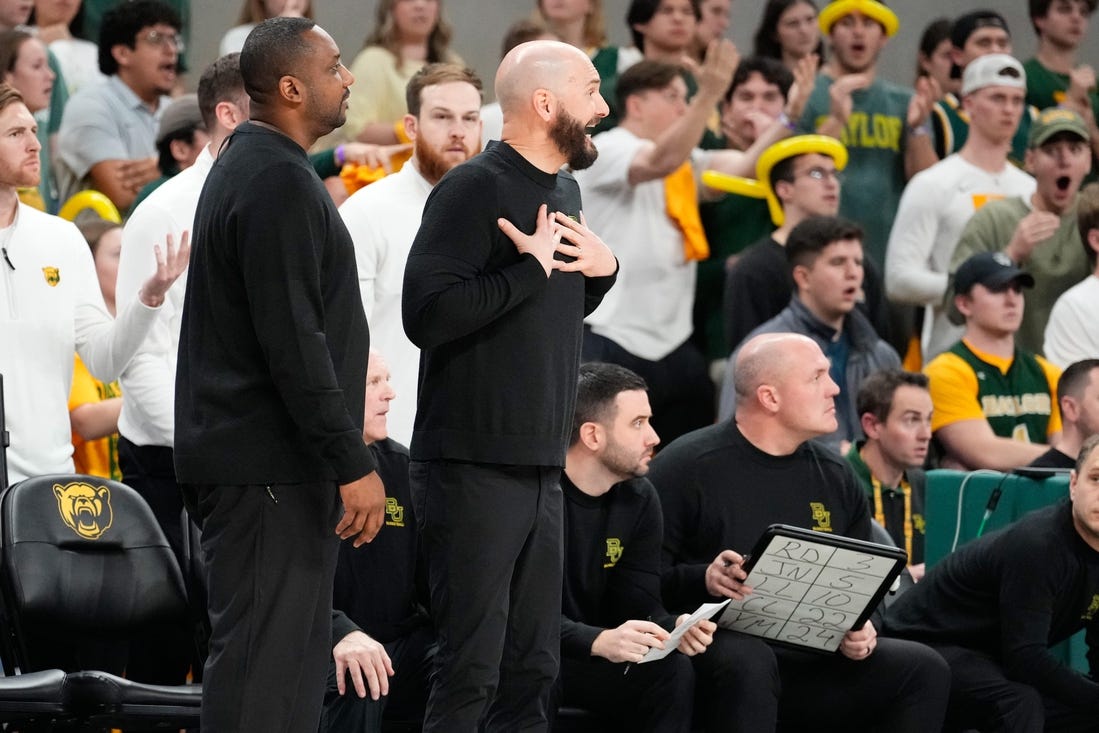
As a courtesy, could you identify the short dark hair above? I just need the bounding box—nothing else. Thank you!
[1030,0,1096,36]
[239,16,316,108]
[769,155,799,192]
[627,0,700,52]
[570,362,649,446]
[856,369,929,423]
[1058,359,1099,407]
[785,215,864,271]
[916,18,952,81]
[1076,432,1099,473]
[615,59,684,117]
[753,0,824,61]
[1078,182,1099,269]
[405,63,483,118]
[99,0,182,76]
[156,126,201,176]
[724,55,794,104]
[197,53,245,131]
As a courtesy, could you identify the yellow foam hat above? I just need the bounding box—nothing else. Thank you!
[702,135,848,227]
[818,0,899,37]
[58,190,122,223]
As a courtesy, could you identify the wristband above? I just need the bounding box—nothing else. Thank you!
[335,144,346,166]
[777,111,798,132]
[906,122,930,138]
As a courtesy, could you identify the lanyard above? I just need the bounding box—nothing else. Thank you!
[871,475,913,564]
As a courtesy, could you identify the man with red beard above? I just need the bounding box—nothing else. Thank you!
[0,81,186,486]
[340,63,483,446]
[401,39,618,732]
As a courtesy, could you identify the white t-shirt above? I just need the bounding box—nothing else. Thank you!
[1044,274,1099,369]
[48,38,105,95]
[576,126,700,361]
[884,153,1035,359]
[115,147,213,447]
[339,162,434,446]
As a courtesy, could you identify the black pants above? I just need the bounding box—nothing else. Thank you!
[320,625,436,733]
[554,651,694,733]
[931,643,1099,733]
[582,329,713,447]
[691,631,950,732]
[193,481,341,733]
[410,461,562,733]
[118,437,184,563]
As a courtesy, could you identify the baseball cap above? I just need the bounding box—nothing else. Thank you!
[951,10,1010,49]
[949,10,1010,79]
[1028,107,1090,148]
[961,53,1026,97]
[156,93,204,144]
[818,0,899,38]
[953,252,1035,296]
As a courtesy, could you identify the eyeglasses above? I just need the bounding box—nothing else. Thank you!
[797,167,842,183]
[139,30,184,52]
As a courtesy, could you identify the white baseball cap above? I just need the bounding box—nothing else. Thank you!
[961,53,1026,96]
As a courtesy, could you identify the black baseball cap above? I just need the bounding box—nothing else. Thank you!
[949,10,1010,79]
[951,9,1010,49]
[954,251,1035,295]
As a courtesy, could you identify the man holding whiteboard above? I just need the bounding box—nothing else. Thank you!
[649,332,949,732]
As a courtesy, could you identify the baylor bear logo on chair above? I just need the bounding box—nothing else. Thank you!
[53,482,113,540]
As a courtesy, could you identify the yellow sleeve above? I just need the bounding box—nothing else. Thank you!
[1037,355,1063,437]
[68,354,100,412]
[925,352,984,432]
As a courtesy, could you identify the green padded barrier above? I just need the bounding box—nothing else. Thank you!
[923,469,1084,673]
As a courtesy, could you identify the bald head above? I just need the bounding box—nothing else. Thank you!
[495,39,596,115]
[734,333,817,403]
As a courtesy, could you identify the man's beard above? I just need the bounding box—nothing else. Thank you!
[415,133,477,185]
[550,109,598,170]
[601,438,650,480]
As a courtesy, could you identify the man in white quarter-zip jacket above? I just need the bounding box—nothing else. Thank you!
[339,62,484,446]
[0,83,186,486]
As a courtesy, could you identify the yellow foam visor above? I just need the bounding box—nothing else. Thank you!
[818,0,899,37]
[702,135,848,226]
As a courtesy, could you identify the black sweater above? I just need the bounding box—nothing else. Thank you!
[561,473,675,660]
[332,439,428,645]
[175,122,375,484]
[649,421,872,612]
[884,500,1099,710]
[402,141,616,467]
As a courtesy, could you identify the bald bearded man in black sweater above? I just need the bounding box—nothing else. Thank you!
[401,40,617,732]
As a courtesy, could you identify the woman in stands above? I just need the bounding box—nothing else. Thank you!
[219,0,312,56]
[341,0,462,145]
[752,0,823,72]
[0,29,58,211]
